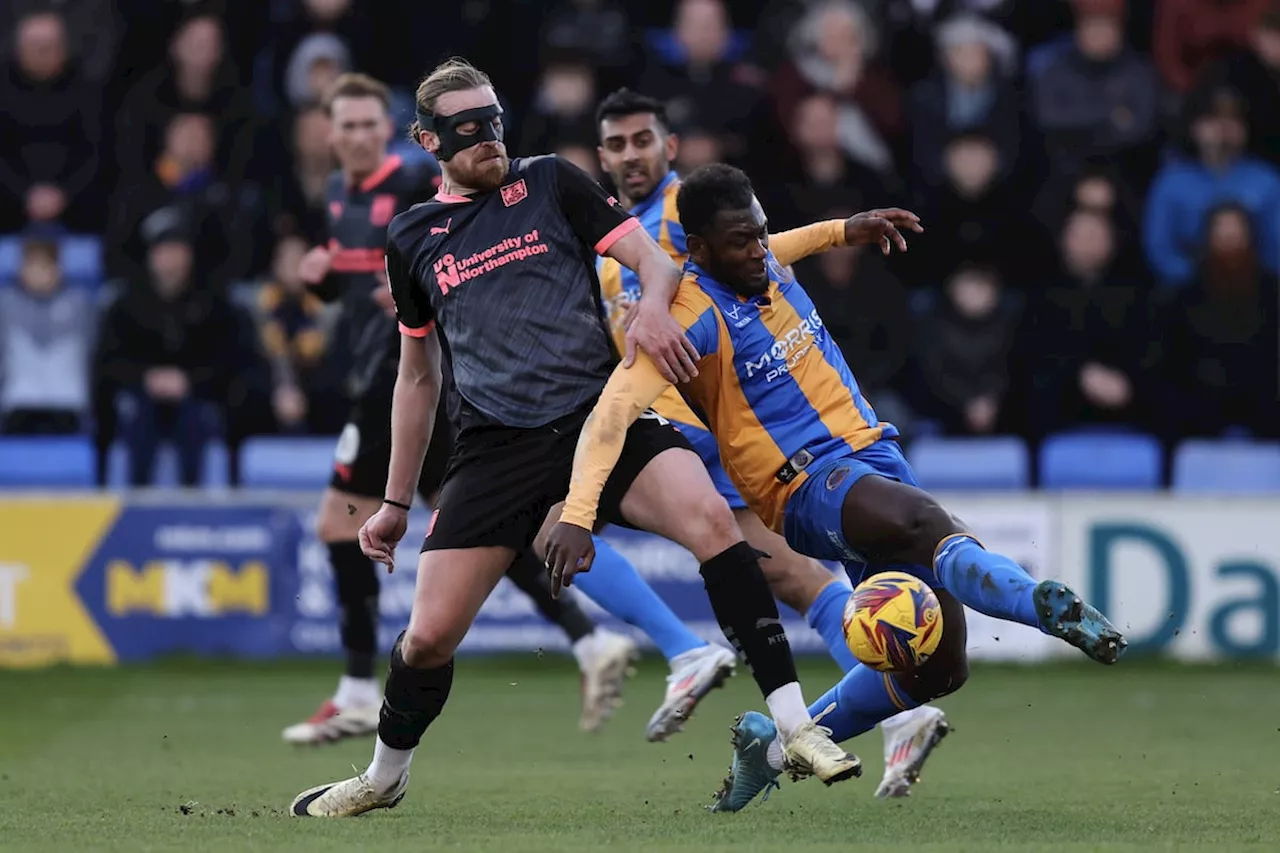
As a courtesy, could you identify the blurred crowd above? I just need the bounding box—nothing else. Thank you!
[2,0,1279,486]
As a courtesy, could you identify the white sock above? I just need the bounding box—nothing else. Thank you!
[765,737,786,771]
[334,675,380,710]
[764,682,811,739]
[571,631,598,668]
[366,736,414,794]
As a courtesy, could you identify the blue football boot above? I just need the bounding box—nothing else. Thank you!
[708,711,783,813]
[1034,580,1128,664]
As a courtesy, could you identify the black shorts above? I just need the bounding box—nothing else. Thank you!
[329,380,454,501]
[421,406,692,553]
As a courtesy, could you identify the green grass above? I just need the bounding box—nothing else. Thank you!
[0,656,1277,852]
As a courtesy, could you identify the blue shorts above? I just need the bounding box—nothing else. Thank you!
[670,419,749,511]
[782,439,940,588]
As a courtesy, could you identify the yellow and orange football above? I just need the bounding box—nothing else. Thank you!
[842,571,943,672]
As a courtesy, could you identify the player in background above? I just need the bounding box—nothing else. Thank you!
[290,59,858,818]
[545,164,1127,811]
[590,88,947,795]
[283,73,639,745]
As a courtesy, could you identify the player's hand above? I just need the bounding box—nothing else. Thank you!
[544,522,596,598]
[298,245,334,285]
[359,505,409,571]
[846,209,923,255]
[625,300,698,383]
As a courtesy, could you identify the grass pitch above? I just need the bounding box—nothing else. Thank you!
[1,656,1277,852]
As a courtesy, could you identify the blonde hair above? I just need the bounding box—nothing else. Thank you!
[409,57,494,142]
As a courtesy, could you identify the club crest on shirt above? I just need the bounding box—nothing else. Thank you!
[501,179,528,207]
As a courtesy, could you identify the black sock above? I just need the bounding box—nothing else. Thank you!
[700,541,798,697]
[328,540,379,678]
[505,549,596,642]
[378,632,454,750]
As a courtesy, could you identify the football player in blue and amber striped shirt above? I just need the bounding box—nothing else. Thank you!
[548,164,1128,811]
[593,87,951,796]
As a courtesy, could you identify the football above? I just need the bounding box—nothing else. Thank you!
[843,571,944,672]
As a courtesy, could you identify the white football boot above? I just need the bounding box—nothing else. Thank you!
[645,644,737,741]
[283,677,382,745]
[575,629,640,732]
[291,770,409,817]
[875,705,951,798]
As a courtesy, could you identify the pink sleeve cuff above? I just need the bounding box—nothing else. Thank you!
[399,320,434,338]
[594,217,642,255]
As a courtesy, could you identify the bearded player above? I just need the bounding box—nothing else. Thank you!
[284,72,643,745]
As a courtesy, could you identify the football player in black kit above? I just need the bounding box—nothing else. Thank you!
[290,58,859,818]
[284,73,638,746]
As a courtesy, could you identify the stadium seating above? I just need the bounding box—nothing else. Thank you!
[106,440,231,488]
[238,436,339,489]
[0,436,96,488]
[1039,430,1163,489]
[908,435,1030,490]
[1172,439,1280,494]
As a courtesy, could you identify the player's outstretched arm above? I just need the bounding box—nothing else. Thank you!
[768,209,923,267]
[545,354,672,593]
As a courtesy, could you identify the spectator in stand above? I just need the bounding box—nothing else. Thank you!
[540,0,633,91]
[640,0,764,162]
[1022,207,1155,438]
[1030,0,1162,184]
[0,238,94,435]
[908,260,1024,436]
[95,207,242,486]
[115,10,256,191]
[0,9,102,233]
[0,0,120,85]
[772,0,904,177]
[284,32,350,111]
[520,52,599,153]
[252,235,343,434]
[1203,5,1280,167]
[1155,0,1271,93]
[919,129,1028,283]
[107,110,264,289]
[252,0,375,119]
[269,103,336,243]
[793,210,914,429]
[1143,84,1280,288]
[1156,204,1280,438]
[1032,159,1146,276]
[766,92,880,230]
[909,12,1020,190]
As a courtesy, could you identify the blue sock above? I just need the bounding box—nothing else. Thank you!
[933,534,1039,627]
[806,579,859,673]
[807,666,919,743]
[574,536,707,661]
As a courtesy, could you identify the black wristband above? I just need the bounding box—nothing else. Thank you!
[383,498,412,511]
